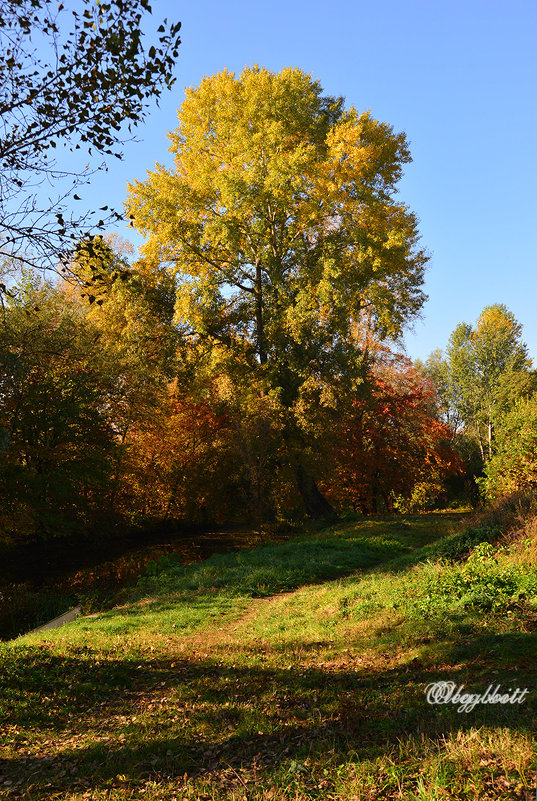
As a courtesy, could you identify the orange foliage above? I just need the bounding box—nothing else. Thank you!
[119,393,240,524]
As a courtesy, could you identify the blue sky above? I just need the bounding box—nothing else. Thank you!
[85,0,537,363]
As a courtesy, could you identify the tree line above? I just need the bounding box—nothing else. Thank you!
[419,304,537,503]
[0,242,463,544]
[1,51,534,547]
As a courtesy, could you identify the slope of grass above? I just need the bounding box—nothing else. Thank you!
[1,510,536,800]
[45,514,457,643]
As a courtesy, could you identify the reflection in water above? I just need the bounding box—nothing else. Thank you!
[0,526,272,639]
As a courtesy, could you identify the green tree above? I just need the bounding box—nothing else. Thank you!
[0,273,118,540]
[416,348,463,435]
[482,396,537,499]
[446,304,532,459]
[126,66,428,519]
[0,0,181,271]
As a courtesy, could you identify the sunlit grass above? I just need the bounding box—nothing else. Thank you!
[1,510,536,800]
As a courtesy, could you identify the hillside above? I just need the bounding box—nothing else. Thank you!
[1,512,536,800]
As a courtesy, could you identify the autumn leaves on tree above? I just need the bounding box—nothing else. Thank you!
[0,65,472,541]
[125,66,432,522]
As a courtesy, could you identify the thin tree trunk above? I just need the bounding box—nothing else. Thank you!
[255,259,267,365]
[477,434,485,462]
[164,471,182,521]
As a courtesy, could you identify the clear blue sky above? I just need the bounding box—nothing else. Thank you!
[86,0,537,363]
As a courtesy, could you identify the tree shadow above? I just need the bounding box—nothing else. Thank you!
[1,628,536,796]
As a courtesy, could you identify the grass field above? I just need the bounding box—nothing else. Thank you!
[1,511,536,800]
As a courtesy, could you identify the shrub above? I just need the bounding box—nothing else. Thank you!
[434,524,500,561]
[406,542,537,619]
[482,397,537,499]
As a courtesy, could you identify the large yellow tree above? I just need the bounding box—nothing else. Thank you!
[126,66,428,519]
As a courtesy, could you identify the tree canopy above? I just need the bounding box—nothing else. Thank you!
[0,272,118,537]
[0,0,181,270]
[126,66,429,517]
[482,395,537,499]
[330,354,462,514]
[445,304,532,458]
[128,67,427,372]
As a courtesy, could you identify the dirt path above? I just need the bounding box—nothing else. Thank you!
[176,592,294,656]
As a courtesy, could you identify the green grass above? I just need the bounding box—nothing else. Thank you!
[64,514,455,642]
[136,513,458,593]
[1,510,536,800]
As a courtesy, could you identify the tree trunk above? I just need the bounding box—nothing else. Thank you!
[294,462,339,522]
[255,259,267,365]
[477,434,485,462]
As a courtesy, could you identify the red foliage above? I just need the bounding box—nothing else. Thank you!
[330,355,463,513]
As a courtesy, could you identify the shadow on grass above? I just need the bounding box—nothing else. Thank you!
[1,628,536,796]
[126,514,467,606]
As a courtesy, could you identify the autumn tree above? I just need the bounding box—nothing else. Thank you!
[0,272,118,540]
[122,392,241,526]
[68,235,179,438]
[329,354,462,513]
[63,234,190,518]
[126,66,428,520]
[0,0,181,272]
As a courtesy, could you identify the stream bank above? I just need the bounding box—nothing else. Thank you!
[0,522,284,640]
